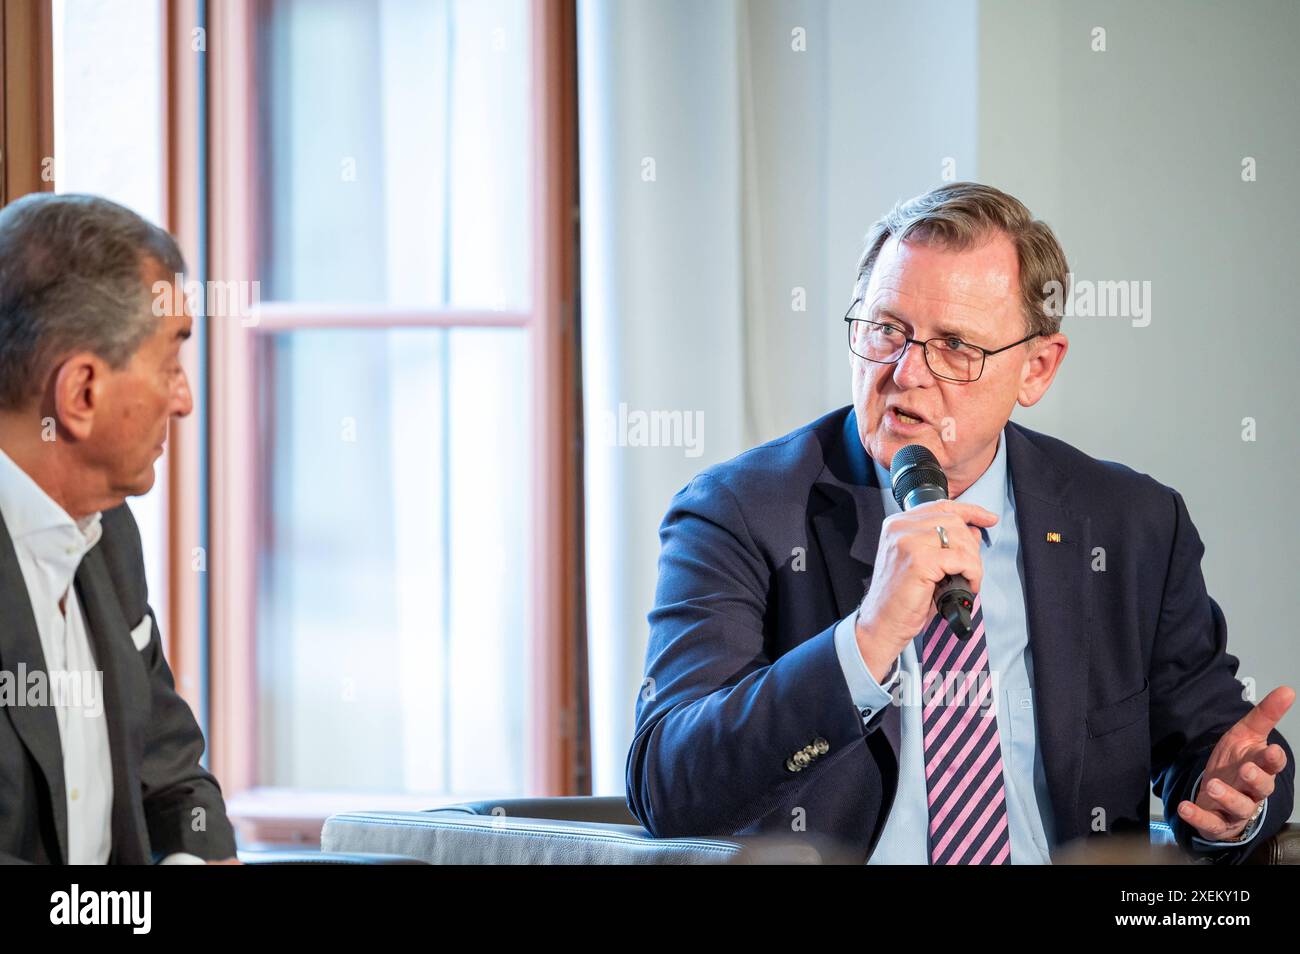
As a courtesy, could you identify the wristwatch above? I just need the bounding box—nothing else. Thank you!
[1231,799,1266,842]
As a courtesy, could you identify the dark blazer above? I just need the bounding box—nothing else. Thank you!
[626,405,1295,863]
[0,502,236,863]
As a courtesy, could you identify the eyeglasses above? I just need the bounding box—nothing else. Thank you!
[843,299,1044,383]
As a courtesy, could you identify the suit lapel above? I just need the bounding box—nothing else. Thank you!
[809,487,880,622]
[809,409,898,759]
[809,409,885,618]
[0,509,70,863]
[1004,422,1093,846]
[75,545,150,864]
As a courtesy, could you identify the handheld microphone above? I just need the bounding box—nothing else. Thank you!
[889,444,976,638]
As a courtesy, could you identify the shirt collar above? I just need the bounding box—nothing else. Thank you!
[871,428,1009,550]
[0,445,104,564]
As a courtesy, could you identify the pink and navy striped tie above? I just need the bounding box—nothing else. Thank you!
[921,592,1011,864]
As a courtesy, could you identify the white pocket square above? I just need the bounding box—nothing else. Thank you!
[129,615,153,652]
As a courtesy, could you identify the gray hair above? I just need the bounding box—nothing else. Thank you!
[855,182,1069,338]
[0,192,186,410]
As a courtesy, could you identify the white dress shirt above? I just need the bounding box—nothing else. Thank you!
[0,448,212,865]
[0,447,113,864]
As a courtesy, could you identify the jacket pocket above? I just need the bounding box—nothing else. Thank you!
[129,614,153,652]
[1086,678,1149,738]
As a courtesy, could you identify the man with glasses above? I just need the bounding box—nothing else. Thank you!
[627,181,1293,864]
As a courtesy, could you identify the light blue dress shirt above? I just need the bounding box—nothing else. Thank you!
[831,428,1265,862]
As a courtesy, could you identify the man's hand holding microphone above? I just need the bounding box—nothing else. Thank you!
[853,442,998,684]
[854,499,998,685]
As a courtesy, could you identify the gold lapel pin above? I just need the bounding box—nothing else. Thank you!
[1046,531,1062,543]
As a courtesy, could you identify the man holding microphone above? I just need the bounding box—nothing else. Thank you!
[626,182,1293,864]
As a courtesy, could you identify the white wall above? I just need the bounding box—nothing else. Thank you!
[978,0,1300,819]
[823,0,980,412]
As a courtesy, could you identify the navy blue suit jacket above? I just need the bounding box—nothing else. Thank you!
[626,405,1294,863]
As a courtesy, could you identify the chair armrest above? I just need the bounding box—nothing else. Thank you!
[318,802,1300,865]
[321,809,852,864]
[321,810,739,864]
[238,849,428,865]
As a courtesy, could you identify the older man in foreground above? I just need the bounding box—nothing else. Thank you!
[0,193,237,864]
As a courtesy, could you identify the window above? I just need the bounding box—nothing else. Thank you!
[255,326,530,794]
[206,0,582,840]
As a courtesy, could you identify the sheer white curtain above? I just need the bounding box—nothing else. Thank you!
[579,0,746,796]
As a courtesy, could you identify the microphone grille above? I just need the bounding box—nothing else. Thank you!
[889,443,948,509]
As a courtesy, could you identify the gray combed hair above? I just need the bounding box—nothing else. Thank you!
[0,192,186,410]
[855,182,1070,338]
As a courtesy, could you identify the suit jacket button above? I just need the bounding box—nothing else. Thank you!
[785,758,801,772]
[814,738,829,755]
